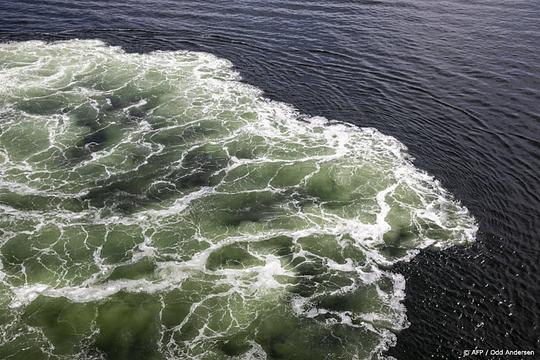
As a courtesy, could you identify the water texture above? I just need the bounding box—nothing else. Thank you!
[0,0,539,359]
[0,40,476,359]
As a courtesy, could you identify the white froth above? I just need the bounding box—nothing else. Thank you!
[0,39,477,359]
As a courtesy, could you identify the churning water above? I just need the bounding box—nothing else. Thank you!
[0,40,477,359]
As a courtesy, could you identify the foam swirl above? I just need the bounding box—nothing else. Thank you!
[0,40,476,359]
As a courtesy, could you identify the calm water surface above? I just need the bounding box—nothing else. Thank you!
[0,0,539,359]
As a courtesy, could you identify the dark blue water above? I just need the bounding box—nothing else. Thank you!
[1,0,539,358]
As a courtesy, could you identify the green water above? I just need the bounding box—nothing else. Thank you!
[0,40,476,359]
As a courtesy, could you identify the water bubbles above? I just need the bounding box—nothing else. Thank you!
[0,40,477,359]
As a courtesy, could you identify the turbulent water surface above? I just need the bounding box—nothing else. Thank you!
[1,0,539,359]
[0,40,477,359]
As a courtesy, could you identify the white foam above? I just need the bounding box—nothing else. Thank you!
[0,39,477,359]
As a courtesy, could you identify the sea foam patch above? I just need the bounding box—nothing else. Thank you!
[0,40,476,359]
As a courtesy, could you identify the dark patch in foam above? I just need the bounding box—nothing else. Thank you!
[160,289,191,328]
[16,95,70,116]
[0,190,84,212]
[22,296,96,356]
[254,313,348,360]
[219,338,252,357]
[251,235,294,257]
[95,292,162,360]
[380,226,416,258]
[206,244,263,270]
[81,127,108,150]
[107,257,156,281]
[81,147,228,213]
